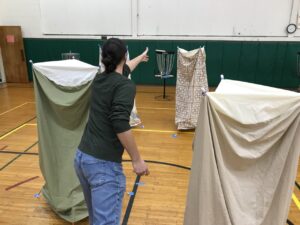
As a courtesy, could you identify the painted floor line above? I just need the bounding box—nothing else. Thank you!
[0,141,38,171]
[5,176,39,191]
[138,107,174,110]
[0,117,36,140]
[295,181,300,190]
[122,159,191,171]
[122,175,141,225]
[8,124,195,135]
[0,124,28,140]
[0,102,29,116]
[0,145,7,150]
[132,128,194,134]
[23,123,195,135]
[0,150,38,155]
[292,193,300,211]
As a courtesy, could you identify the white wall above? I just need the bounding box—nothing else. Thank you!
[40,0,132,35]
[0,0,43,37]
[1,0,300,41]
[138,0,292,37]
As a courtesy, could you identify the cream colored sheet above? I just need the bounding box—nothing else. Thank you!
[184,80,300,225]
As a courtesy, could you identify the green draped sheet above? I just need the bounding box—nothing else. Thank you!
[32,63,96,222]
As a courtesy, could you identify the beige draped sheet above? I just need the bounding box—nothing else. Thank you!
[184,80,300,225]
[175,47,209,130]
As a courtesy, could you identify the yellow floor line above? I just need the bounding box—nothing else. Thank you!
[132,128,194,134]
[292,193,300,210]
[177,132,195,134]
[0,124,193,140]
[138,107,174,110]
[0,123,37,141]
[25,124,194,135]
[0,124,28,140]
[0,103,29,116]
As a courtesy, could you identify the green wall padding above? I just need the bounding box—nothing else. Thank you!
[23,38,300,88]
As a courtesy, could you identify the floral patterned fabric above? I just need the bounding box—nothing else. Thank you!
[175,47,208,130]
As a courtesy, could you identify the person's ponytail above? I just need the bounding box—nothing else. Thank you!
[102,55,117,73]
[101,38,127,74]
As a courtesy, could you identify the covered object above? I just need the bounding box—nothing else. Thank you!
[32,59,98,222]
[175,47,208,130]
[184,79,300,225]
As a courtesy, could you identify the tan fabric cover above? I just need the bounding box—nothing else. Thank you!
[184,80,300,225]
[175,47,208,130]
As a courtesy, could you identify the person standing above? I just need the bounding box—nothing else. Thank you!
[74,38,150,225]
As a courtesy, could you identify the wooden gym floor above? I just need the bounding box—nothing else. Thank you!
[0,84,299,225]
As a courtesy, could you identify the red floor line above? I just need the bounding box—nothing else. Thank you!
[0,145,7,150]
[5,176,39,191]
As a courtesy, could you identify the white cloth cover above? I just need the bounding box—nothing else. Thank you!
[99,46,141,127]
[175,47,208,130]
[184,79,300,225]
[33,59,98,87]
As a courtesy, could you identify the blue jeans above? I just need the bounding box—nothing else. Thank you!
[74,149,126,225]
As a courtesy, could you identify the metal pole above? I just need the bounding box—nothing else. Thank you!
[163,78,166,99]
[163,54,167,98]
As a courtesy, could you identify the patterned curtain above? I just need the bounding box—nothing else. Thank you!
[175,47,208,130]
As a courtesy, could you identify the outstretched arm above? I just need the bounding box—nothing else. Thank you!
[126,47,149,72]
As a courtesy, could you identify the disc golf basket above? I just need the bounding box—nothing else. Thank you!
[61,51,80,60]
[155,49,175,100]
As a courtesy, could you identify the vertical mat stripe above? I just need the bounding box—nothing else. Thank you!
[122,175,141,225]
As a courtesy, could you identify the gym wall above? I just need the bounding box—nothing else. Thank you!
[1,0,300,88]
